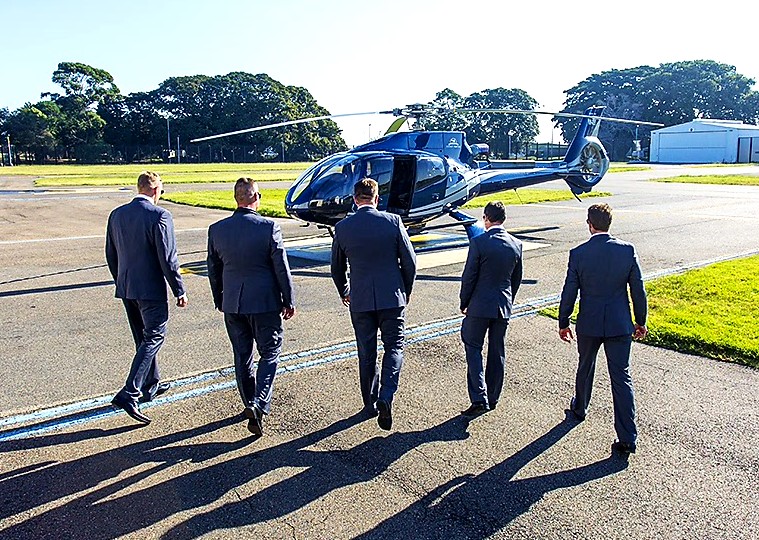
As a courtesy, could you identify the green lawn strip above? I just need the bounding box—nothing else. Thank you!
[652,175,759,186]
[541,256,759,368]
[692,163,759,168]
[162,189,289,218]
[8,162,313,187]
[462,189,610,207]
[608,166,651,173]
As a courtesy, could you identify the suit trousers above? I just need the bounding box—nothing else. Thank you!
[224,311,283,414]
[350,307,405,407]
[461,315,509,407]
[117,299,168,403]
[575,334,637,445]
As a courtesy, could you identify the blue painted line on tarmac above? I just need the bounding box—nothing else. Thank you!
[3,248,758,441]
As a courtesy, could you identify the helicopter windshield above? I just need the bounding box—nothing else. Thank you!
[309,155,361,200]
[289,153,357,201]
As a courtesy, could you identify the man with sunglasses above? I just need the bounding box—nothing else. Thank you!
[459,201,523,417]
[106,171,187,425]
[207,178,295,436]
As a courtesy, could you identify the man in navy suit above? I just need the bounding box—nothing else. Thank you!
[106,171,188,425]
[459,201,523,417]
[331,178,417,430]
[207,178,295,436]
[559,203,647,456]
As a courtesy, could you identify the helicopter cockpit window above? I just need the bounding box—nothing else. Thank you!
[290,154,356,201]
[415,156,446,190]
[311,155,360,200]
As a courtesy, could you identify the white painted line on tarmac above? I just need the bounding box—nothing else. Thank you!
[0,228,209,245]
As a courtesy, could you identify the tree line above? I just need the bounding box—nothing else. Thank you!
[1,59,757,164]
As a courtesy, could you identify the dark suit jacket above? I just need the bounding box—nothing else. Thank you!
[330,206,416,313]
[459,226,523,318]
[105,197,185,301]
[559,233,647,337]
[207,208,294,314]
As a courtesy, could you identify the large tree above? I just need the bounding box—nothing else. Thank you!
[416,88,468,132]
[416,87,539,158]
[152,72,346,161]
[463,88,539,158]
[44,62,121,154]
[4,102,64,163]
[560,60,759,160]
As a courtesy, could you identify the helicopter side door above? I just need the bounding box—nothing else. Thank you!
[387,155,416,216]
[410,155,447,212]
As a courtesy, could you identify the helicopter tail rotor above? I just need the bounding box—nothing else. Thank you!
[558,107,610,194]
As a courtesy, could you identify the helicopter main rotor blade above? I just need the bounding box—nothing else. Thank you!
[190,110,394,143]
[444,108,664,127]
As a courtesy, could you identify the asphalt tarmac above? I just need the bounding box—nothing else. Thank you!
[0,165,758,539]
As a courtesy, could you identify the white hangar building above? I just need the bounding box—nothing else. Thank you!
[649,119,759,164]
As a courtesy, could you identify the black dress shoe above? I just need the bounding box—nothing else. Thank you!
[488,402,497,411]
[111,396,151,424]
[612,441,636,455]
[139,382,171,403]
[244,405,264,436]
[568,397,586,422]
[461,403,490,417]
[376,399,392,431]
[361,405,379,419]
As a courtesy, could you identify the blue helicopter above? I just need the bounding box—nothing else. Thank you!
[191,104,661,238]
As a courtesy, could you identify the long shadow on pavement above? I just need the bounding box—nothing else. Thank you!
[355,418,629,539]
[1,412,623,539]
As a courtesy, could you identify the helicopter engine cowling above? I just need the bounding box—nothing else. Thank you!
[560,136,610,194]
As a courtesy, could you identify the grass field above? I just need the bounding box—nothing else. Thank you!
[7,161,650,187]
[9,163,311,187]
[163,189,290,217]
[608,165,651,173]
[652,174,759,186]
[542,256,759,368]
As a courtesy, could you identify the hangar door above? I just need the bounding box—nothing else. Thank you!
[737,137,759,163]
[658,130,727,163]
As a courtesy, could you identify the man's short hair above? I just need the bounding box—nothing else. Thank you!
[137,171,161,191]
[587,203,612,231]
[354,178,378,202]
[483,201,506,224]
[234,177,259,203]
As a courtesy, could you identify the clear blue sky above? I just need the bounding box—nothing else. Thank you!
[2,0,757,145]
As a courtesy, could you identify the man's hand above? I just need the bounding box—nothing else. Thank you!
[633,324,648,340]
[460,307,467,315]
[176,294,188,308]
[559,327,574,343]
[282,306,296,320]
[341,295,351,307]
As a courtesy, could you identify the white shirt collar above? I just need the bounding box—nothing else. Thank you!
[135,194,155,205]
[487,224,505,232]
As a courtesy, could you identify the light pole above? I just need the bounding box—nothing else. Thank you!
[6,134,12,166]
[281,140,285,163]
[369,123,372,140]
[166,118,171,162]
